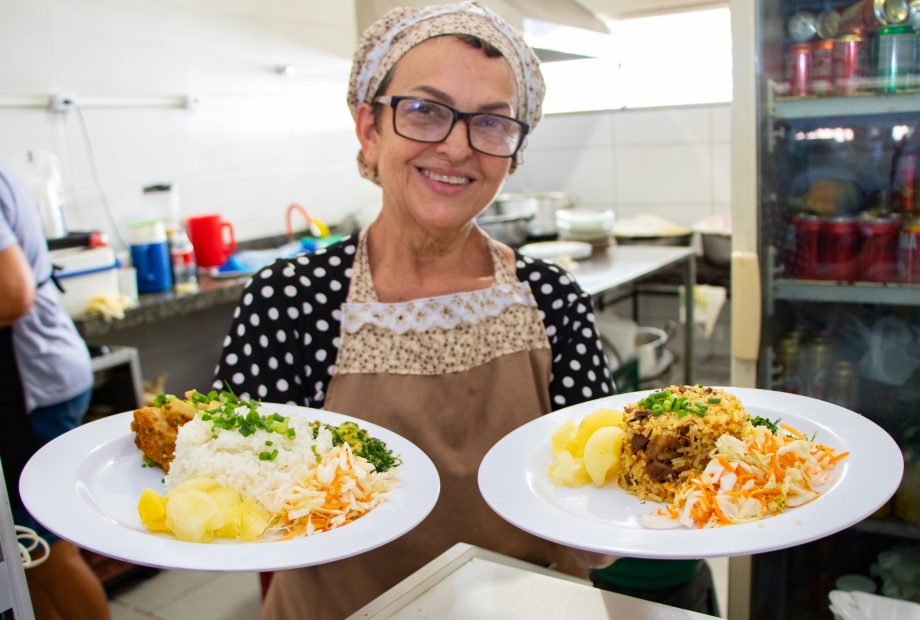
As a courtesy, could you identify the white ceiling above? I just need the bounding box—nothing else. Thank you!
[579,0,726,21]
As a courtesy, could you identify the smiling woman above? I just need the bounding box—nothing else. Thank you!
[212,3,616,618]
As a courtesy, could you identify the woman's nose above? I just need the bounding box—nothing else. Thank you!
[436,118,472,159]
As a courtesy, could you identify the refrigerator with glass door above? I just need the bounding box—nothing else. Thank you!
[729,1,920,618]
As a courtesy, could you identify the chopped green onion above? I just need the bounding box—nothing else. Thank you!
[707,397,721,404]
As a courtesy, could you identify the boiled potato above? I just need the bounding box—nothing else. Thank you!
[548,451,591,487]
[551,420,577,455]
[238,499,272,542]
[209,486,244,539]
[583,426,625,486]
[567,409,624,457]
[164,488,223,542]
[137,488,170,532]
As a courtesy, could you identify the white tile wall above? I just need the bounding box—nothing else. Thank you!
[0,0,731,251]
[509,104,732,228]
[0,0,365,251]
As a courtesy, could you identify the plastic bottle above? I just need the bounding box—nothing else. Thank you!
[170,226,198,295]
[27,150,68,239]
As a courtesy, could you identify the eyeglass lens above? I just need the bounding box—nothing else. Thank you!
[393,98,523,157]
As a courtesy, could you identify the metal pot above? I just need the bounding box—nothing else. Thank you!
[493,192,576,237]
[477,199,535,246]
[701,232,732,267]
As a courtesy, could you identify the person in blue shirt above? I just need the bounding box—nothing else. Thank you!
[0,167,109,620]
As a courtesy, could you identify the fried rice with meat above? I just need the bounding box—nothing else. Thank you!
[618,385,749,503]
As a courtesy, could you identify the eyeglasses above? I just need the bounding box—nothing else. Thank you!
[374,95,529,158]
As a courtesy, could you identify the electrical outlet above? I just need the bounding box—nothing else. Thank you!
[48,94,76,113]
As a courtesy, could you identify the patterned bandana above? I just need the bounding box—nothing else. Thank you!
[347,1,546,184]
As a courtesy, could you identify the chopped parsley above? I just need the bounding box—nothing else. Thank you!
[751,416,780,434]
[310,420,402,472]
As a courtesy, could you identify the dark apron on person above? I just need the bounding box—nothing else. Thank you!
[0,325,37,513]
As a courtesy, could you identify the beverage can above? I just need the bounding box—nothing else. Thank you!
[910,0,920,27]
[790,214,822,278]
[899,153,917,214]
[819,215,860,281]
[840,0,909,34]
[857,214,902,282]
[833,34,867,94]
[898,216,920,282]
[811,39,836,94]
[876,24,916,92]
[827,360,859,409]
[789,11,818,42]
[774,335,803,393]
[817,9,843,39]
[787,43,813,96]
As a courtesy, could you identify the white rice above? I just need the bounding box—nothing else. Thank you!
[165,412,334,513]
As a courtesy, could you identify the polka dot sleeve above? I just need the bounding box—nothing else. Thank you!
[212,238,356,407]
[516,254,615,410]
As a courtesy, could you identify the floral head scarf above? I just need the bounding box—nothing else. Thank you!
[347,1,546,185]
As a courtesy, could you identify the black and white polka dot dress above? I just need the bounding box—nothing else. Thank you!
[212,234,614,408]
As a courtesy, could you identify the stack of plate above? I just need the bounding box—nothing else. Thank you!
[555,209,615,245]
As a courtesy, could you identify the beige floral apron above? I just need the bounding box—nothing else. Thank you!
[260,229,566,619]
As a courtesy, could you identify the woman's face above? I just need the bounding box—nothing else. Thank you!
[357,36,517,237]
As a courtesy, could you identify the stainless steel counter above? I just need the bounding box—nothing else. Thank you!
[349,543,718,619]
[572,245,696,385]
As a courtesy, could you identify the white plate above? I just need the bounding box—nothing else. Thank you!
[519,241,593,261]
[20,404,440,572]
[478,387,903,559]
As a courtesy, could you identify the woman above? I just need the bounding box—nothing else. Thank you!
[213,3,614,617]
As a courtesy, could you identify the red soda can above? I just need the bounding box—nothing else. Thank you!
[787,43,813,96]
[898,216,920,282]
[857,214,902,282]
[900,154,917,214]
[833,34,866,94]
[819,215,860,281]
[811,39,836,94]
[789,214,822,278]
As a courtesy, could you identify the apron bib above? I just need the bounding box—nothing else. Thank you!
[261,230,561,619]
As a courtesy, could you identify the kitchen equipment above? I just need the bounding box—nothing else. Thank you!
[142,183,181,232]
[701,232,732,266]
[477,199,535,246]
[492,192,576,237]
[555,208,615,244]
[49,246,121,317]
[129,220,172,294]
[635,325,672,379]
[518,240,592,261]
[613,214,692,246]
[186,214,236,268]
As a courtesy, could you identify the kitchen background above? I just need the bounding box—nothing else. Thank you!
[0,1,734,617]
[0,0,730,250]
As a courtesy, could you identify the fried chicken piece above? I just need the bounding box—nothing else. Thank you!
[130,399,197,472]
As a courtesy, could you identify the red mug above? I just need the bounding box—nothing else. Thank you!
[186,214,236,268]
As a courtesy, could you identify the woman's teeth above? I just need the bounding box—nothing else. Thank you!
[421,169,470,185]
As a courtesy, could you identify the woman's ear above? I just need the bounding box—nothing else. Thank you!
[355,103,379,168]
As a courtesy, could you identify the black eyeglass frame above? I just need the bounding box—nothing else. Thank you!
[374,95,529,158]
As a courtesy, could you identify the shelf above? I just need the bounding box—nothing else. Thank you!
[774,91,920,120]
[854,518,920,541]
[775,279,920,305]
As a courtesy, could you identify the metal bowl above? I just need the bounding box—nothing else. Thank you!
[477,200,536,246]
[701,232,732,266]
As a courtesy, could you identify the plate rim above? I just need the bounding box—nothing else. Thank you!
[478,387,904,559]
[20,404,440,572]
